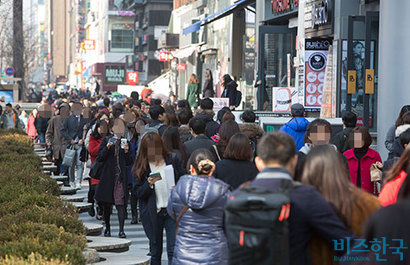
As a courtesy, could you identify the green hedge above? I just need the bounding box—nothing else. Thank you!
[0,129,87,264]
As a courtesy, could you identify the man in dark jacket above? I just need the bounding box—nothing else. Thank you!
[384,128,410,173]
[177,109,193,143]
[36,103,52,143]
[331,111,357,153]
[184,117,216,159]
[60,102,87,189]
[144,104,167,136]
[280,103,310,151]
[195,98,219,138]
[231,132,354,265]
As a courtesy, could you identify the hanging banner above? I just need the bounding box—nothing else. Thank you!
[272,87,298,112]
[304,38,331,109]
[320,45,334,118]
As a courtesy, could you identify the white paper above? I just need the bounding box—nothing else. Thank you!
[164,165,175,191]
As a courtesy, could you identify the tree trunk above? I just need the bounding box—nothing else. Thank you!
[13,0,24,101]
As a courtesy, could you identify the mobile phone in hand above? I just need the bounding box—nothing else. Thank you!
[149,172,162,180]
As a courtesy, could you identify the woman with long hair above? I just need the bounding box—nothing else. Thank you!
[186,74,200,109]
[378,145,410,206]
[214,133,259,189]
[95,118,133,238]
[302,145,381,265]
[344,126,382,194]
[385,105,410,157]
[168,149,230,265]
[161,126,188,174]
[133,132,183,264]
[210,120,240,161]
[221,74,238,110]
[203,69,215,98]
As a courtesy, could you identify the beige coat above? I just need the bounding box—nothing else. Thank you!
[46,116,66,160]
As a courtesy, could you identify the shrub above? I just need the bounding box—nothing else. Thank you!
[0,130,86,264]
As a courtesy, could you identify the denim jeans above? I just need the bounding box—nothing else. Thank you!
[68,145,84,185]
[150,208,176,265]
[38,133,45,143]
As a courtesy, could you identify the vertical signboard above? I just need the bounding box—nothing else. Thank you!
[304,38,331,109]
[365,69,374,94]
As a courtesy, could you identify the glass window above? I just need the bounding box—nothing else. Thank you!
[111,28,133,51]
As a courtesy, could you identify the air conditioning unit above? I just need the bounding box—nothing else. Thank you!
[158,33,179,49]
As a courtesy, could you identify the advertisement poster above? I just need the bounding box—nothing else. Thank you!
[210,98,229,113]
[305,39,331,109]
[0,91,13,103]
[272,87,298,112]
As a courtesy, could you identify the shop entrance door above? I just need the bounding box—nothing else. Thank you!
[344,12,379,129]
[258,25,297,111]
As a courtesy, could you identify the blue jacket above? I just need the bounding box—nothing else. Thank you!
[167,175,230,265]
[280,117,310,151]
[231,168,354,265]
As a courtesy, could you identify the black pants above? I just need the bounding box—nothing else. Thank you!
[87,181,103,212]
[102,202,126,233]
[128,184,138,221]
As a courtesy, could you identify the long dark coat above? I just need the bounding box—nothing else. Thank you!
[133,154,185,243]
[95,137,133,205]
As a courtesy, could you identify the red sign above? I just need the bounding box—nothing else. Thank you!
[176,64,186,71]
[126,71,139,85]
[271,0,298,14]
[83,39,96,50]
[159,51,169,62]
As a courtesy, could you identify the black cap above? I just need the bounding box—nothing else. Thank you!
[291,103,305,117]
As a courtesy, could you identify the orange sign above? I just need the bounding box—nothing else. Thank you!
[83,39,96,50]
[126,71,139,85]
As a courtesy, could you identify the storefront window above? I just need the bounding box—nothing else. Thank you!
[262,31,296,111]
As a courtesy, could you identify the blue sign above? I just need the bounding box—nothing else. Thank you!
[5,67,14,76]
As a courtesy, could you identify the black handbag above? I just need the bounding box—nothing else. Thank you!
[89,159,104,180]
[80,145,88,162]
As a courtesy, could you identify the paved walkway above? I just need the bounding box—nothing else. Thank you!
[77,180,169,265]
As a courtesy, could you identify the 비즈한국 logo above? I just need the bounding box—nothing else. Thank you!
[333,237,408,262]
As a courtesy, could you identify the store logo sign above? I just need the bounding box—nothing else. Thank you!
[308,52,326,71]
[311,0,331,29]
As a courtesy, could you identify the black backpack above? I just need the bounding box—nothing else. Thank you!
[225,180,293,265]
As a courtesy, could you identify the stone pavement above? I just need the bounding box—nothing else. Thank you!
[77,180,170,265]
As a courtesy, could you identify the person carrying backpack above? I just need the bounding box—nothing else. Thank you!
[221,74,238,110]
[331,111,357,153]
[225,132,354,265]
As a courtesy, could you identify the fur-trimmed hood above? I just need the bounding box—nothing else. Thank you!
[196,109,215,118]
[239,123,265,139]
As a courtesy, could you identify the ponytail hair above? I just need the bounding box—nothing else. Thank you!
[187,149,216,176]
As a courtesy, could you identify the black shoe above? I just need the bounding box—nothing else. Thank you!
[104,229,111,237]
[88,207,95,217]
[147,252,151,256]
[118,231,126,238]
[130,217,138,224]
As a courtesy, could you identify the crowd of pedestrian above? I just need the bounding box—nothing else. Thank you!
[1,91,409,265]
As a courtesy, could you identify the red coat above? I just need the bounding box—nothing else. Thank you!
[378,170,407,206]
[344,148,382,194]
[88,135,102,185]
[26,115,38,139]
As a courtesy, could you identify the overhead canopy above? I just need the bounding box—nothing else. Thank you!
[183,0,255,35]
[171,45,196,59]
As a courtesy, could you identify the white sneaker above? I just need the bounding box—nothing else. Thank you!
[75,183,81,190]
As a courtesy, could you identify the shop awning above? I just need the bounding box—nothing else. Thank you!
[171,45,196,59]
[182,0,255,35]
